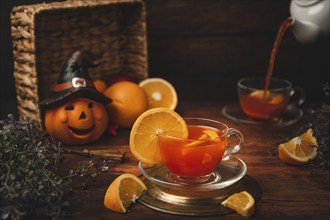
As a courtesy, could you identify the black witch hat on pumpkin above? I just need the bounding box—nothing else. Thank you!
[40,50,111,108]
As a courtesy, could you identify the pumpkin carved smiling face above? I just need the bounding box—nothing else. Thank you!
[45,98,108,145]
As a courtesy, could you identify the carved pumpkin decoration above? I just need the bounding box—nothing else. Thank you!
[45,98,108,145]
[40,50,112,145]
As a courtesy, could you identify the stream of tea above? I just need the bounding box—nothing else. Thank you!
[264,17,294,91]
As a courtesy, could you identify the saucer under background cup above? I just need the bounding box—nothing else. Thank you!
[222,103,303,127]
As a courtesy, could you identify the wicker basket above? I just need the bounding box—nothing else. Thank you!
[10,0,148,127]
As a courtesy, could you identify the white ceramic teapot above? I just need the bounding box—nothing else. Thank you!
[290,0,330,44]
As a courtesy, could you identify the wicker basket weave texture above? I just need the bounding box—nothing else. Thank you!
[11,0,148,127]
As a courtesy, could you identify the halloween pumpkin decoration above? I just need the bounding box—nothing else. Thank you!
[40,50,111,145]
[44,98,108,145]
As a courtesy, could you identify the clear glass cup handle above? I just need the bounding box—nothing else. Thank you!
[290,86,305,106]
[223,128,244,158]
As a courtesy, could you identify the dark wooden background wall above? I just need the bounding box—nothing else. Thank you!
[1,0,329,119]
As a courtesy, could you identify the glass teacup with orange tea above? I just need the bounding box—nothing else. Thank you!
[158,117,243,183]
[237,77,304,120]
[130,108,244,184]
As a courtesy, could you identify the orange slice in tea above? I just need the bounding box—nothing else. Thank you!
[181,129,219,158]
[139,77,178,110]
[104,173,147,213]
[185,129,219,148]
[130,107,188,164]
[221,191,255,217]
[249,90,270,100]
[203,129,219,139]
[250,90,284,104]
[269,94,284,104]
[278,128,318,165]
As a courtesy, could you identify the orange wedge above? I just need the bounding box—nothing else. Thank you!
[278,128,318,165]
[139,77,178,110]
[104,174,147,213]
[221,191,255,217]
[130,107,188,164]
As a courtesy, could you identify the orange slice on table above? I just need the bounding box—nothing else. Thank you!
[221,191,255,217]
[139,77,178,110]
[130,107,188,164]
[278,128,318,165]
[104,173,147,213]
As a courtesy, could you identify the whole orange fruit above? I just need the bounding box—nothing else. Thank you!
[104,81,148,128]
[106,74,137,87]
[93,79,108,93]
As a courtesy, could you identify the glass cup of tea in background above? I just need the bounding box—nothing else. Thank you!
[157,118,244,184]
[237,77,305,120]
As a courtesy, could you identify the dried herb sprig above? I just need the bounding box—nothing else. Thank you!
[0,115,109,219]
[269,82,330,170]
[304,82,330,169]
[306,104,330,169]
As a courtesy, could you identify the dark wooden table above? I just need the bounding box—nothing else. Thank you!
[60,101,329,220]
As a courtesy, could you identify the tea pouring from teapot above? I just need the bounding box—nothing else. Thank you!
[290,0,329,44]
